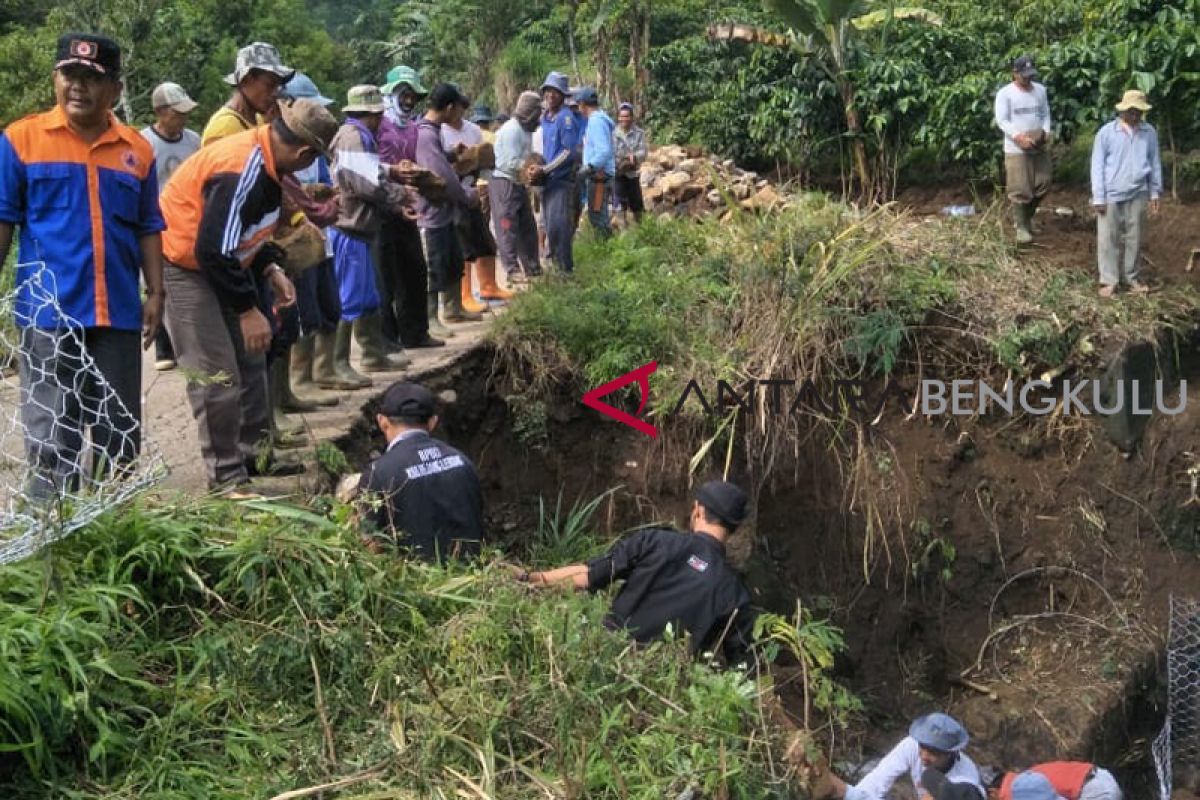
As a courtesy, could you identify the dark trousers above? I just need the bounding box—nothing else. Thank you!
[489,177,541,278]
[419,223,465,293]
[154,326,174,362]
[19,326,142,498]
[295,257,341,336]
[377,219,430,345]
[544,181,576,273]
[615,174,645,215]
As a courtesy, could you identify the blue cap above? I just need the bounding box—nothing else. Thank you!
[573,86,600,106]
[540,71,570,96]
[1012,773,1058,800]
[908,713,969,752]
[283,72,333,107]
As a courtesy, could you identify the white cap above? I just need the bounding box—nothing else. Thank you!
[151,82,198,114]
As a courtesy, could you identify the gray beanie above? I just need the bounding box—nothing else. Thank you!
[515,91,543,124]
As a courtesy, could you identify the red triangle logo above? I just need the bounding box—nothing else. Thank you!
[581,360,659,438]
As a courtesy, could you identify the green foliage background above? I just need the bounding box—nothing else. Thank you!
[2,0,1197,184]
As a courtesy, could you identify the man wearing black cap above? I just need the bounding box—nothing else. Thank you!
[994,55,1052,245]
[0,33,165,497]
[414,84,484,328]
[520,479,758,663]
[356,381,484,561]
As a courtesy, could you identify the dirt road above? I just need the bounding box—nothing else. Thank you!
[142,315,492,495]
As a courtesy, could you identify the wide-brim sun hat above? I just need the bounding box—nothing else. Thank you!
[1115,89,1151,112]
[908,713,969,752]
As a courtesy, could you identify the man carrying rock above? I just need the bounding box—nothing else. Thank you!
[357,381,484,562]
[518,480,758,663]
[414,83,483,328]
[1089,89,1161,298]
[994,55,1051,245]
[377,64,444,349]
[490,91,544,284]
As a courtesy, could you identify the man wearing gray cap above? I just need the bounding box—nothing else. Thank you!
[202,42,294,147]
[141,81,201,372]
[827,712,985,800]
[994,55,1052,245]
[519,479,758,664]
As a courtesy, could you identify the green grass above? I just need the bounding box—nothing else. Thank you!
[493,197,1200,413]
[0,495,846,798]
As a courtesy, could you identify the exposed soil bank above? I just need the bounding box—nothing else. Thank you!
[336,328,1200,798]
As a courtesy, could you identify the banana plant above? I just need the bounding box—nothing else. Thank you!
[712,0,941,197]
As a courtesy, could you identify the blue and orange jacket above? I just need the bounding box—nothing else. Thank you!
[159,125,286,314]
[0,106,164,330]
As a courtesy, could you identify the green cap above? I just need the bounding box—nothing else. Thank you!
[343,84,386,114]
[381,65,427,97]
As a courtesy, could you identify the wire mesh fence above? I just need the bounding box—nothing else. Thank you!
[0,263,165,564]
[1155,596,1200,800]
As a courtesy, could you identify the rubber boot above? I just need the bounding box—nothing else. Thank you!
[440,290,482,323]
[354,313,411,373]
[1013,204,1033,245]
[333,321,373,389]
[461,268,489,314]
[427,293,455,338]
[268,360,308,446]
[313,329,362,390]
[290,335,339,407]
[476,257,513,302]
[276,346,320,413]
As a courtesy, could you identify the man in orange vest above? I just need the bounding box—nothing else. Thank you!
[158,97,338,494]
[989,763,1122,800]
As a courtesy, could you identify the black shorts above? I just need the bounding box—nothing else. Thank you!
[456,206,497,262]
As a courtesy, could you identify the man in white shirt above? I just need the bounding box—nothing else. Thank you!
[441,96,504,308]
[994,55,1052,245]
[140,81,201,371]
[828,713,985,800]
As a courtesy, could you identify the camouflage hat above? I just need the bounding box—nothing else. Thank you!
[343,85,386,114]
[277,97,338,159]
[381,65,427,97]
[225,42,295,87]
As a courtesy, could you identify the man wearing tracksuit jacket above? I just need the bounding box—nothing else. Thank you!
[159,98,338,492]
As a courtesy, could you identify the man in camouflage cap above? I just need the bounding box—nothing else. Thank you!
[202,42,295,146]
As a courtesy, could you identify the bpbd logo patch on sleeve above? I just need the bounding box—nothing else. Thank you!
[687,555,709,573]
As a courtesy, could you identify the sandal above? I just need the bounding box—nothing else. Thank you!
[1127,281,1150,295]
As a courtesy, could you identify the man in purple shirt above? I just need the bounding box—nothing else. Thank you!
[414,83,482,326]
[375,65,445,348]
[538,71,582,274]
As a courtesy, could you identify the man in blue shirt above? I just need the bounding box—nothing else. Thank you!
[575,87,616,240]
[538,71,582,273]
[1090,90,1162,298]
[0,33,165,497]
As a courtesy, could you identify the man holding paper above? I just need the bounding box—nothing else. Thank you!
[328,85,415,383]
